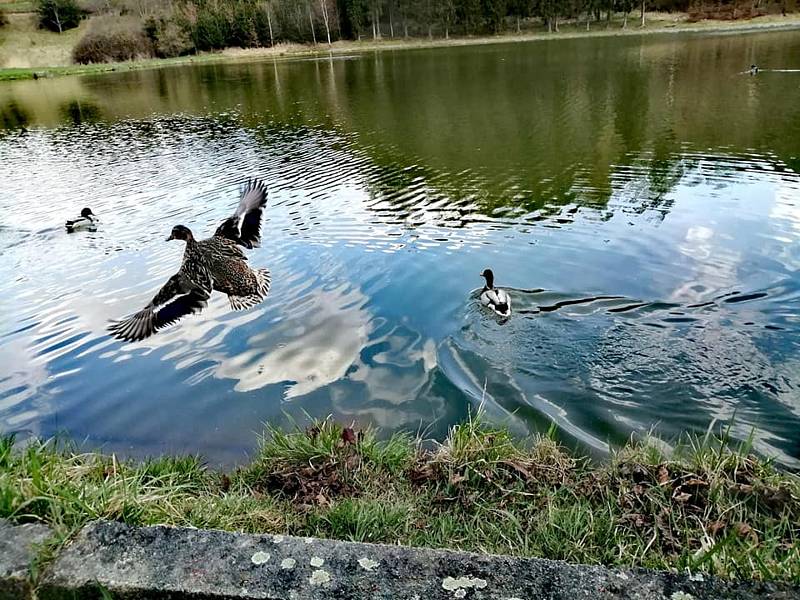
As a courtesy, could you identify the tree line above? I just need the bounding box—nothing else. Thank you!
[34,0,792,64]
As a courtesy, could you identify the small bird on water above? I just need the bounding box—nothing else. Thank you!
[479,268,512,318]
[108,179,271,342]
[65,208,97,233]
[749,64,759,75]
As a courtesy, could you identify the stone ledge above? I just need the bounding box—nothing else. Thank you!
[35,520,799,600]
[0,519,52,600]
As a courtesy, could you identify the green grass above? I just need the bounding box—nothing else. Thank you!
[1,416,799,584]
[0,1,34,14]
[0,54,217,81]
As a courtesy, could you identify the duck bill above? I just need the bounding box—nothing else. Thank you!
[166,234,174,241]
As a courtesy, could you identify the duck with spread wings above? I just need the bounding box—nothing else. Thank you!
[109,179,272,342]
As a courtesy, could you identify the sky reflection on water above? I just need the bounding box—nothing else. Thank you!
[1,30,799,466]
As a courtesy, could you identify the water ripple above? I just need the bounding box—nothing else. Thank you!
[1,50,800,464]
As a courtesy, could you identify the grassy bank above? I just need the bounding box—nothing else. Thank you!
[1,416,798,584]
[2,12,800,81]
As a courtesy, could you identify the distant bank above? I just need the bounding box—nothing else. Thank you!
[1,13,800,82]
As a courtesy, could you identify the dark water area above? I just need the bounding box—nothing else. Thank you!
[1,30,799,466]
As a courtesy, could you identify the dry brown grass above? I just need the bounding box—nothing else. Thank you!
[0,12,87,67]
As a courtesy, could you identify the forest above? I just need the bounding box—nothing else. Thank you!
[23,0,797,64]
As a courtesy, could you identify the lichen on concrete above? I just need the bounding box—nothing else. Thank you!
[442,575,488,591]
[357,557,379,571]
[33,520,800,600]
[308,570,331,586]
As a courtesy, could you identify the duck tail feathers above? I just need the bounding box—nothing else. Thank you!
[228,268,271,311]
[256,268,272,297]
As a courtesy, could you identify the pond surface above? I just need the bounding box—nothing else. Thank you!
[2,30,800,466]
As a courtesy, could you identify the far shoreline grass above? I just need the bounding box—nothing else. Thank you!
[2,14,800,82]
[1,415,798,584]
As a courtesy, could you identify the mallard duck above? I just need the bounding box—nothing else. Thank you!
[479,268,512,318]
[108,179,271,342]
[65,208,97,233]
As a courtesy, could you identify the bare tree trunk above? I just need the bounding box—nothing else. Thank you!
[445,23,449,38]
[266,3,274,46]
[309,5,317,44]
[389,1,394,37]
[320,0,332,45]
[586,11,590,29]
[622,11,627,27]
[554,15,559,31]
[547,18,552,32]
[426,0,433,38]
[640,0,646,26]
[54,6,62,33]
[371,3,380,40]
[516,16,521,32]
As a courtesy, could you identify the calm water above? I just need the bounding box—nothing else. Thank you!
[2,30,800,466]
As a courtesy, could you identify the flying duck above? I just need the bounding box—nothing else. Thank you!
[65,208,97,233]
[108,179,271,342]
[479,268,512,318]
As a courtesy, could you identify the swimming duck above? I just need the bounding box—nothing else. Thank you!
[65,208,97,233]
[749,64,759,75]
[479,268,512,318]
[108,179,271,342]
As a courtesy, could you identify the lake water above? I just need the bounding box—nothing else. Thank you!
[2,30,800,467]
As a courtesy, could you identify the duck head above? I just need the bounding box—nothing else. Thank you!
[81,207,95,219]
[480,268,495,289]
[167,225,194,242]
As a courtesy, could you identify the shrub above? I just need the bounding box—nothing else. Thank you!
[0,8,8,28]
[72,15,154,64]
[36,0,84,33]
[145,16,194,58]
[79,0,112,14]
